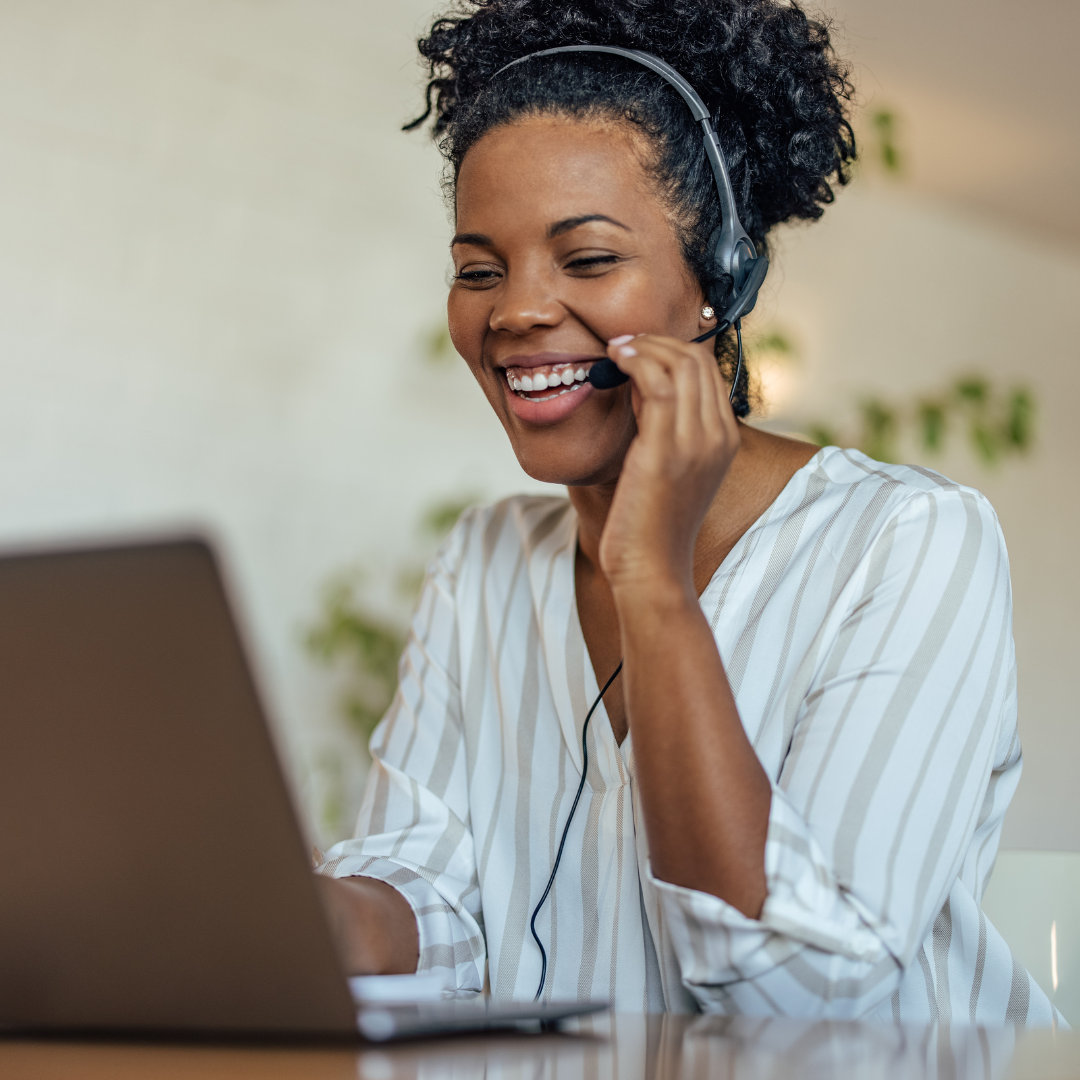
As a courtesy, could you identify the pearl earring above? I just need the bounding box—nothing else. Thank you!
[701,304,715,320]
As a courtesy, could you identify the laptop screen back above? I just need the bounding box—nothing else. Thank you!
[0,539,357,1036]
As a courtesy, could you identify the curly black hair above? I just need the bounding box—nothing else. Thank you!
[407,0,856,416]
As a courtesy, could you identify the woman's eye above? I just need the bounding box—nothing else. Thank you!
[565,254,620,272]
[454,267,501,285]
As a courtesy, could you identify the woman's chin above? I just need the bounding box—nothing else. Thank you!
[510,440,627,489]
[494,382,634,488]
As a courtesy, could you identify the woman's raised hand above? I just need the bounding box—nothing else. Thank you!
[597,333,740,601]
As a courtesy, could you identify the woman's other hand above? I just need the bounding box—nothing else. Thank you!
[314,875,420,975]
[598,334,740,600]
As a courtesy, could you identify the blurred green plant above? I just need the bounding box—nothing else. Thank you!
[306,574,406,742]
[871,109,904,176]
[807,376,1035,465]
[421,497,475,537]
[749,329,796,360]
[306,495,478,746]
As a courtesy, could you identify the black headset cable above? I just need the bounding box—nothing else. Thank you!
[530,659,624,1001]
[528,320,741,1002]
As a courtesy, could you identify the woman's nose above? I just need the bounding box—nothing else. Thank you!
[489,273,564,335]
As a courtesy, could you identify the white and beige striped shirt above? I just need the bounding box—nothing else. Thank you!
[321,446,1056,1024]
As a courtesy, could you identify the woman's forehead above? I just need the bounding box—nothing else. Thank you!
[454,116,662,232]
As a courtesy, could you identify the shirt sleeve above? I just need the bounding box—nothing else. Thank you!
[318,515,486,994]
[649,482,1018,1017]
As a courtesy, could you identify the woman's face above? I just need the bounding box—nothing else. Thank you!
[448,116,707,487]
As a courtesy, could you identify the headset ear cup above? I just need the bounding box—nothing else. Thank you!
[705,225,731,312]
[724,254,769,324]
[737,281,760,317]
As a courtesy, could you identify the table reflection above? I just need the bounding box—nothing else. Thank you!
[1,1014,1073,1080]
[357,1014,1026,1080]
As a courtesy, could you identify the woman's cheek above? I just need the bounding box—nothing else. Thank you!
[446,294,486,374]
[577,272,659,340]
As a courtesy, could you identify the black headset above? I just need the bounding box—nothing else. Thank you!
[492,46,768,1001]
[493,45,769,398]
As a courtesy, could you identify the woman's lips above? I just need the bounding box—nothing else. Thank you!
[497,353,605,424]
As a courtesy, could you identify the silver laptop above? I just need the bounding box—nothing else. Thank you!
[0,537,605,1040]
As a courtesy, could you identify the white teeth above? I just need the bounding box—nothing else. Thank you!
[505,363,594,400]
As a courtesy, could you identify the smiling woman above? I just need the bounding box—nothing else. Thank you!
[450,118,708,479]
[314,0,1059,1026]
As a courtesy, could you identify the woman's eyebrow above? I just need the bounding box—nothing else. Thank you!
[547,214,630,238]
[450,231,493,248]
[450,215,630,249]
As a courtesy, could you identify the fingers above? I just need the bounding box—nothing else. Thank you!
[599,333,742,588]
[607,335,681,404]
[607,334,730,452]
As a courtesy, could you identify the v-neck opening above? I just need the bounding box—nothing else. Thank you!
[562,445,830,763]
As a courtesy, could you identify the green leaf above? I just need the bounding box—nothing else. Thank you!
[955,376,989,404]
[806,424,839,448]
[751,330,794,356]
[871,109,903,176]
[1006,389,1034,450]
[970,421,999,465]
[918,400,947,452]
[420,496,477,539]
[859,399,898,463]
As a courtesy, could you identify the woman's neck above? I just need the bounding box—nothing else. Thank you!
[566,480,617,572]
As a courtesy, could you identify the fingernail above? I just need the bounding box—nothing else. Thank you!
[617,345,637,358]
[608,334,634,346]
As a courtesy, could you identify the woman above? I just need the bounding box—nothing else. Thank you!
[318,0,1056,1023]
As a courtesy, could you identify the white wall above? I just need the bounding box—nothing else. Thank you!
[1,1,1076,849]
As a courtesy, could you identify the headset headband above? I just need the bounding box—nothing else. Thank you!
[492,45,764,307]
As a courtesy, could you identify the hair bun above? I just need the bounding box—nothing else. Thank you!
[410,0,855,240]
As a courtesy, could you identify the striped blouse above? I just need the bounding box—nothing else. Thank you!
[320,446,1057,1024]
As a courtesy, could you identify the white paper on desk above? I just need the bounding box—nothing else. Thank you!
[349,973,446,1004]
